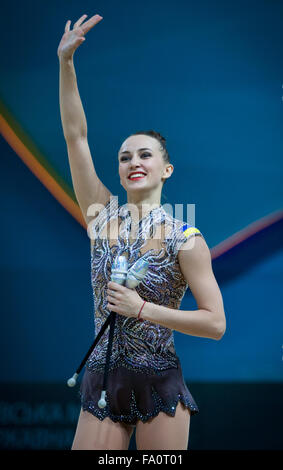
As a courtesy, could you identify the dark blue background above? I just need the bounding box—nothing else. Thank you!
[0,0,282,450]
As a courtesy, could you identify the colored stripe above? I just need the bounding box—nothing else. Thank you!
[0,103,86,229]
[210,209,283,260]
[183,227,201,238]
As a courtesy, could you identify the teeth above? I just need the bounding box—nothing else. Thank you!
[129,173,146,179]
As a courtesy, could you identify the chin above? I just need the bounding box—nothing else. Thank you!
[124,179,147,189]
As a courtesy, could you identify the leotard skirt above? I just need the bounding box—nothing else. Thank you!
[79,356,199,427]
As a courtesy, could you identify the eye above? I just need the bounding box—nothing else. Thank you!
[120,153,151,162]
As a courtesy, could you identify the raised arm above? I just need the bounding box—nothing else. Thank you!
[57,14,112,225]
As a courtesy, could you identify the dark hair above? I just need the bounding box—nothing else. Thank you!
[129,129,171,164]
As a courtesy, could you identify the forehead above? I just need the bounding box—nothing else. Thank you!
[119,135,159,154]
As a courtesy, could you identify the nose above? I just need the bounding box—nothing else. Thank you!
[129,155,142,168]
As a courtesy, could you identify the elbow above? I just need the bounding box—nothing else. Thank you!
[214,318,226,341]
[215,328,225,340]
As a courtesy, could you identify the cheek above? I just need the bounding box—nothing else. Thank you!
[118,166,126,178]
[150,164,164,179]
[118,167,127,188]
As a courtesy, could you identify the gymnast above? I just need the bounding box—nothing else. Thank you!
[57,13,226,451]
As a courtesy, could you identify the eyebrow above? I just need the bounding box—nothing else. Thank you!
[119,147,152,155]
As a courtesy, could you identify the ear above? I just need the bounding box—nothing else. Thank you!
[162,163,174,181]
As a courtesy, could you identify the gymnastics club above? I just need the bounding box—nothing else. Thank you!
[97,256,149,409]
[67,255,128,388]
[67,256,149,395]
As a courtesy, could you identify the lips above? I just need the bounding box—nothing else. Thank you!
[128,171,147,180]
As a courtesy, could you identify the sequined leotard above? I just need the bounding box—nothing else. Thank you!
[79,196,204,425]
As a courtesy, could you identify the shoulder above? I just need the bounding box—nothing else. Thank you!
[176,222,219,311]
[163,210,205,248]
[177,232,211,267]
[158,205,207,262]
[173,215,208,259]
[158,208,203,252]
[176,228,225,325]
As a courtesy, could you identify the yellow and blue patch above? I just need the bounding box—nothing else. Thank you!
[182,224,201,238]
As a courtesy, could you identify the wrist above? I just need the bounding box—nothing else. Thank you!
[138,300,155,322]
[59,54,74,65]
[137,300,146,321]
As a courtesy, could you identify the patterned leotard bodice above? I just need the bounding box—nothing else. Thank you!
[86,196,203,375]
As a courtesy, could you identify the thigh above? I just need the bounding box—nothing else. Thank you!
[135,401,190,450]
[72,408,135,450]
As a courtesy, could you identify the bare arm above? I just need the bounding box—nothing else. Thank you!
[140,235,226,340]
[59,55,87,140]
[106,234,226,340]
[58,14,112,225]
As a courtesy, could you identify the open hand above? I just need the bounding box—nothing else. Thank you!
[57,13,103,60]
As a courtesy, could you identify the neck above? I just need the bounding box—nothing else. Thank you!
[126,190,162,222]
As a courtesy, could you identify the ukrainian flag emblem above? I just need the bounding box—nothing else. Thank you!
[182,224,201,238]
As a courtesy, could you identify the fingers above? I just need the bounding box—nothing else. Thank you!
[108,281,123,291]
[64,20,71,33]
[81,14,103,34]
[64,14,103,36]
[73,14,88,29]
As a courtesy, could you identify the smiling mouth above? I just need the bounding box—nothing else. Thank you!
[128,174,147,180]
